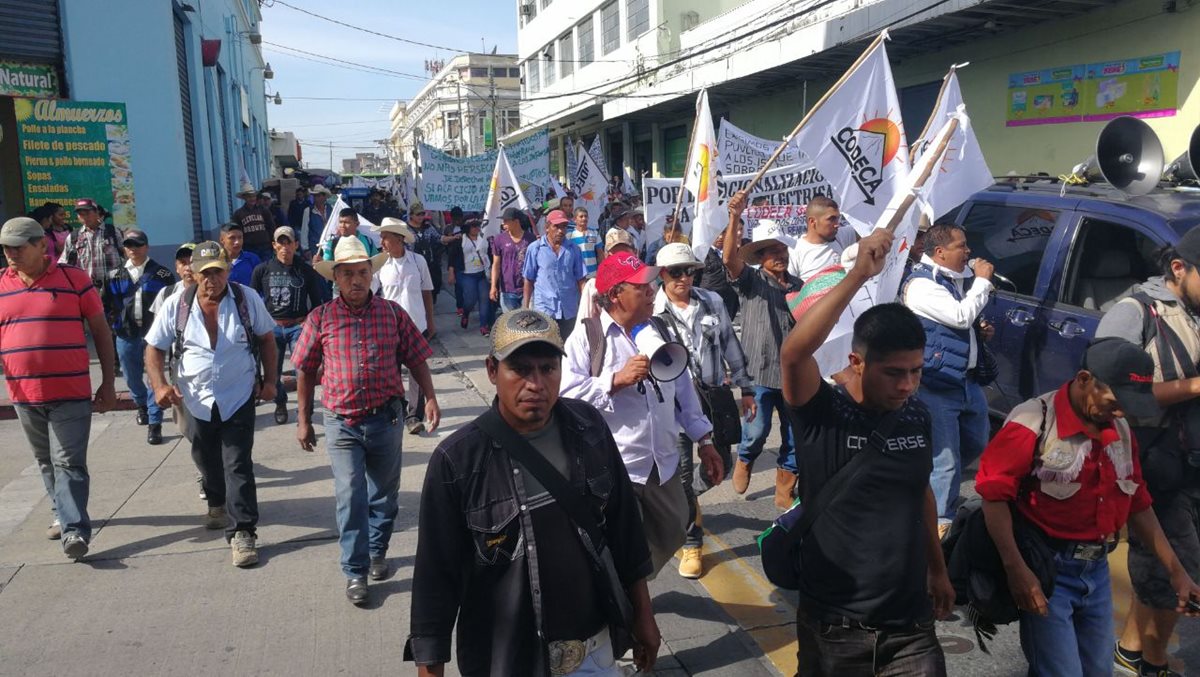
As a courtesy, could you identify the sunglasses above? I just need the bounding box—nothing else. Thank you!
[276,237,293,244]
[664,267,693,279]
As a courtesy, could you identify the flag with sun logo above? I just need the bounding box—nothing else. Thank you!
[909,67,993,221]
[792,31,909,237]
[683,89,723,261]
[480,146,530,239]
[572,146,608,228]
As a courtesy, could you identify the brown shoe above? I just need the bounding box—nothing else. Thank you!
[732,459,753,494]
[775,469,798,510]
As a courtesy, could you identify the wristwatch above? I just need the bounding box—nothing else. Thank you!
[698,433,714,447]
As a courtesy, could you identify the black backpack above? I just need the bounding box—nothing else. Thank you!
[170,283,261,384]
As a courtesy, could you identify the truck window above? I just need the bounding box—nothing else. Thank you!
[1062,218,1160,312]
[960,204,1058,296]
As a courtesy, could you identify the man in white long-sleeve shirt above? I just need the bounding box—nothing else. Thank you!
[901,223,996,539]
[561,251,725,576]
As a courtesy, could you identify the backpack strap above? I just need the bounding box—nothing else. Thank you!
[582,316,606,378]
[171,284,261,381]
[1131,291,1196,381]
[229,283,263,382]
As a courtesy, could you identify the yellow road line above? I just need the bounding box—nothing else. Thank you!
[691,529,798,675]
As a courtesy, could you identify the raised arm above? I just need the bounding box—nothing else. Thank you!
[780,229,893,408]
[721,190,748,280]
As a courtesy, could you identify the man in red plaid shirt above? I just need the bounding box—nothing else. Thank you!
[293,236,441,606]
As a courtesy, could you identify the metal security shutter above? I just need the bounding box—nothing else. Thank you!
[174,14,203,241]
[0,0,62,63]
[217,71,233,214]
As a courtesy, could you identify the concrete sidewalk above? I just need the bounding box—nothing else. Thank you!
[0,296,778,676]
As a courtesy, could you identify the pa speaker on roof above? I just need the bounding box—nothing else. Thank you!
[1071,116,1164,196]
[1164,124,1200,184]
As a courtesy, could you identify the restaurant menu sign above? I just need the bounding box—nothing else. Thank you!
[15,98,137,227]
[0,61,57,98]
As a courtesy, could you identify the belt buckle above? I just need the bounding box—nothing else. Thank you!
[548,639,587,676]
[1072,542,1104,561]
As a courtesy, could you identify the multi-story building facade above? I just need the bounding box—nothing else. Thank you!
[0,0,273,250]
[513,0,1200,182]
[388,53,522,173]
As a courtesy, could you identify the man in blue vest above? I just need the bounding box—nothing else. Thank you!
[902,223,995,540]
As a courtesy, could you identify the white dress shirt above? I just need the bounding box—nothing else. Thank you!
[902,254,993,368]
[373,250,433,333]
[560,310,713,485]
[145,282,275,422]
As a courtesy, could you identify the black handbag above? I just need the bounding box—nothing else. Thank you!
[475,409,636,655]
[696,382,742,448]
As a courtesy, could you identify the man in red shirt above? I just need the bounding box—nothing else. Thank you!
[0,217,117,560]
[293,236,441,605]
[977,338,1200,675]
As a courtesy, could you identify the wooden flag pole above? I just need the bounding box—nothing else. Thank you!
[670,91,705,230]
[881,116,960,234]
[742,31,889,195]
[908,62,968,163]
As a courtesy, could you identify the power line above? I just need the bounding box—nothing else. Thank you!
[263,41,428,81]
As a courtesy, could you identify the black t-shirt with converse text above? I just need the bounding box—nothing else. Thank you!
[788,381,934,627]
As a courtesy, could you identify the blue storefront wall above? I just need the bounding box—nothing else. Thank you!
[58,0,270,251]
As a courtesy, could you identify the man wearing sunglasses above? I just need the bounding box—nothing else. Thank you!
[251,226,326,425]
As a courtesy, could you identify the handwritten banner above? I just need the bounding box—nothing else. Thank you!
[419,128,550,211]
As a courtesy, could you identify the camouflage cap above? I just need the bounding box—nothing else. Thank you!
[490,309,565,361]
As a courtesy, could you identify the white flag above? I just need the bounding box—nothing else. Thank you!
[573,147,608,224]
[318,195,381,248]
[682,90,723,261]
[588,135,608,180]
[481,146,531,239]
[910,69,993,221]
[549,175,569,200]
[622,165,637,196]
[792,33,909,237]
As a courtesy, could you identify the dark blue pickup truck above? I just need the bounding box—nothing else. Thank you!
[953,183,1200,417]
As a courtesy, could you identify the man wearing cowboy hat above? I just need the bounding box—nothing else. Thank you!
[145,241,278,568]
[293,235,441,605]
[373,217,436,434]
[722,191,804,508]
[251,226,326,425]
[232,183,276,262]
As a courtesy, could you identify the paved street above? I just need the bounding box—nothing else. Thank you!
[1,295,1198,676]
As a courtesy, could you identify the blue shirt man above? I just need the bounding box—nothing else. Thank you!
[522,210,587,339]
[219,223,261,288]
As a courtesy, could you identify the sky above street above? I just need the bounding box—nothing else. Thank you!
[260,0,517,170]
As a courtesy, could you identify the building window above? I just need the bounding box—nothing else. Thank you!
[520,0,536,26]
[542,44,556,85]
[470,67,488,77]
[578,17,594,66]
[528,58,540,94]
[502,109,521,135]
[558,33,574,78]
[601,1,620,55]
[509,67,521,78]
[445,111,461,140]
[626,0,649,41]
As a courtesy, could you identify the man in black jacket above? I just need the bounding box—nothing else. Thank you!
[103,228,174,444]
[406,309,660,677]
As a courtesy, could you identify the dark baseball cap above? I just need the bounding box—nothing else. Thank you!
[175,242,197,260]
[1175,226,1200,268]
[74,198,98,212]
[122,229,148,247]
[1083,337,1159,419]
[219,221,243,233]
[501,207,523,222]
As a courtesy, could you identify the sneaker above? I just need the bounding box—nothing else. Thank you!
[230,530,258,568]
[63,533,89,560]
[678,547,703,579]
[205,506,227,530]
[1114,643,1142,675]
[147,423,163,445]
[273,403,288,425]
[136,406,148,426]
[406,417,425,435]
[480,325,490,336]
[46,519,62,540]
[1140,666,1181,677]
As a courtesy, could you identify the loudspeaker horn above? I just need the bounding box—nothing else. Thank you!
[1164,124,1200,183]
[1071,116,1164,196]
[631,323,689,382]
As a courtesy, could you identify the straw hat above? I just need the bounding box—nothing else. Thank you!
[314,236,387,281]
[738,219,796,265]
[375,217,416,244]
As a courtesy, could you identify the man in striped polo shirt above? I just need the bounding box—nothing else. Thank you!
[0,217,117,560]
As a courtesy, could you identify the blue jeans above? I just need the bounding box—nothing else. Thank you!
[1020,554,1113,676]
[273,323,303,405]
[919,380,989,523]
[737,386,796,473]
[326,409,403,578]
[116,335,162,424]
[460,271,494,329]
[499,291,523,314]
[14,400,92,541]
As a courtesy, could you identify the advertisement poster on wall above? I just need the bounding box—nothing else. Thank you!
[14,98,137,227]
[1006,51,1181,127]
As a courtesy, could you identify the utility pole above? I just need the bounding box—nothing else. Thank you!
[328,142,333,170]
[455,78,466,157]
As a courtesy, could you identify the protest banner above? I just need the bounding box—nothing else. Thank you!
[480,146,531,238]
[716,118,808,175]
[641,163,832,246]
[587,135,608,180]
[566,137,579,188]
[418,128,550,211]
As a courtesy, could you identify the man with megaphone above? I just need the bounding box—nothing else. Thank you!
[562,251,726,578]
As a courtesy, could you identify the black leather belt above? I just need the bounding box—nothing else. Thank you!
[331,398,397,422]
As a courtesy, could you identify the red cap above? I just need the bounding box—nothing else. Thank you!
[596,251,658,294]
[545,210,569,226]
[74,198,98,211]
